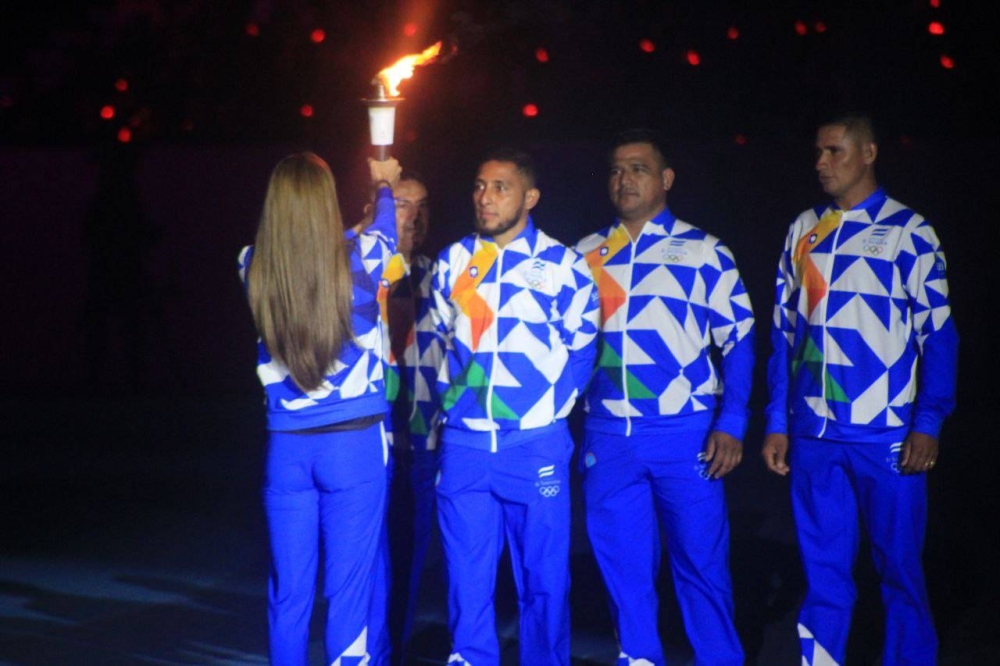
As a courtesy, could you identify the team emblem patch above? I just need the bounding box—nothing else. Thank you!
[662,238,688,263]
[535,464,561,498]
[584,452,596,468]
[695,451,711,480]
[524,260,548,290]
[887,442,904,474]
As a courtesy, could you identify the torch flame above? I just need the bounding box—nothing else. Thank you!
[375,41,443,97]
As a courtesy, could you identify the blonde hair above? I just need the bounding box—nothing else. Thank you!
[247,152,354,392]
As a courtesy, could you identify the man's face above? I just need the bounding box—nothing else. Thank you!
[608,142,673,224]
[394,179,429,257]
[815,124,877,208]
[473,160,538,242]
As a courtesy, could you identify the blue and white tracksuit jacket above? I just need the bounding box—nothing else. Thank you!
[431,218,599,451]
[575,208,754,665]
[379,252,441,452]
[238,187,397,432]
[430,218,599,666]
[765,188,958,666]
[239,186,395,666]
[370,251,440,664]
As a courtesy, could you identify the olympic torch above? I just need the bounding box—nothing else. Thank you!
[364,42,443,160]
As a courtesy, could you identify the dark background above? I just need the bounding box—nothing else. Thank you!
[2,1,998,663]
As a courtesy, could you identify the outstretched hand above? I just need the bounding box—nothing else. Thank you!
[703,431,743,479]
[761,433,790,476]
[369,157,402,190]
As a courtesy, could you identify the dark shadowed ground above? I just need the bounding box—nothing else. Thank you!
[2,394,998,665]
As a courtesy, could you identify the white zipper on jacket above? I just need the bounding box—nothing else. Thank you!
[817,214,845,438]
[622,227,639,437]
[486,244,504,453]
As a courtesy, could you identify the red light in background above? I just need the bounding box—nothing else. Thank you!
[535,47,549,63]
[245,23,260,37]
[403,22,418,37]
[939,54,955,69]
[794,20,808,35]
[930,0,940,7]
[686,50,701,66]
[928,22,945,35]
[639,39,656,53]
[300,104,314,117]
[735,134,747,145]
[310,29,325,43]
[114,78,128,92]
[100,105,115,120]
[117,127,131,143]
[727,26,740,40]
[814,21,827,33]
[522,103,539,118]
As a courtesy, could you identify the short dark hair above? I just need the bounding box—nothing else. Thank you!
[399,169,427,189]
[818,114,878,145]
[610,128,670,170]
[479,147,537,189]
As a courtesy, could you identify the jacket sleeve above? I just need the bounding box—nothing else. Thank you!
[557,250,601,396]
[237,245,253,290]
[428,250,455,411]
[706,242,755,441]
[361,186,398,280]
[765,226,797,436]
[410,257,443,449]
[901,218,958,438]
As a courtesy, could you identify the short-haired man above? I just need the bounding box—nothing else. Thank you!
[370,171,440,665]
[576,129,753,664]
[762,115,958,665]
[430,148,599,664]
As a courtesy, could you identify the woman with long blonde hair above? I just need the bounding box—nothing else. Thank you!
[239,151,401,665]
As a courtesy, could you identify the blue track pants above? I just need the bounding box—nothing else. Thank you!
[791,436,937,666]
[402,448,440,645]
[369,447,440,665]
[582,429,743,666]
[436,427,574,666]
[263,422,388,666]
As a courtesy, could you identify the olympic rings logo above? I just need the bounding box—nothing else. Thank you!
[863,245,884,256]
[538,485,560,498]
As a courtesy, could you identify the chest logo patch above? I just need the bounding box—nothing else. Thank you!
[663,238,688,263]
[524,260,548,290]
[862,226,890,256]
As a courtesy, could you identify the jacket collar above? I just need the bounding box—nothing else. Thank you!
[613,206,677,238]
[477,215,539,253]
[832,187,888,220]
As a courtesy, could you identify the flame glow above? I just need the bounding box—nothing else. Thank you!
[375,41,442,97]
